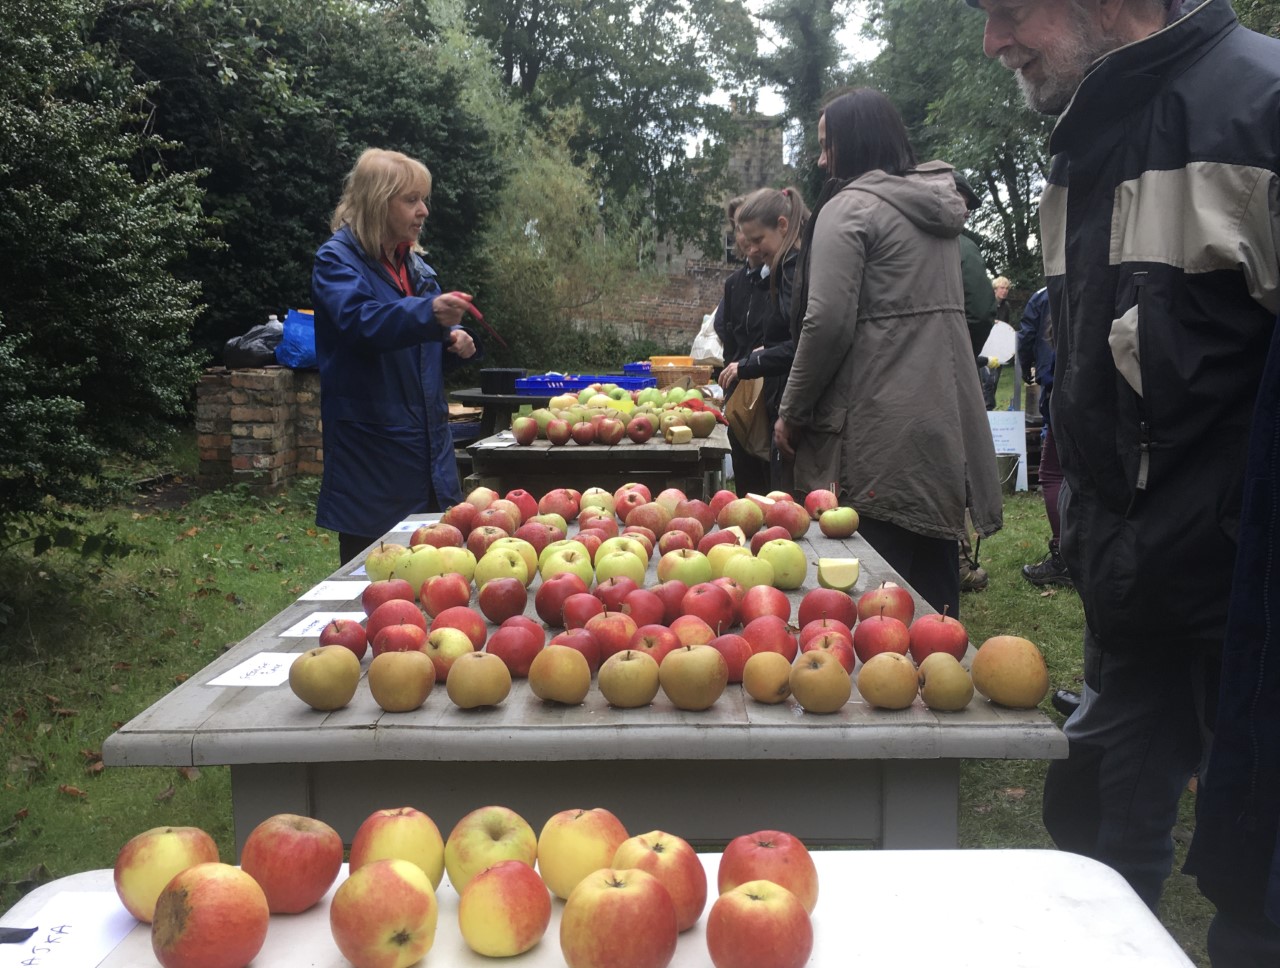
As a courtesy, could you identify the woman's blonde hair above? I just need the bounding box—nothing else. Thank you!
[992,275,1011,290]
[331,148,432,258]
[736,186,809,294]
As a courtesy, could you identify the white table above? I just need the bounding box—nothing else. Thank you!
[0,850,1193,967]
[102,522,1066,852]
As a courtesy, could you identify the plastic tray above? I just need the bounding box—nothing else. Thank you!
[514,374,657,395]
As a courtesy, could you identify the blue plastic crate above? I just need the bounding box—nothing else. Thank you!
[514,373,656,395]
[623,361,652,375]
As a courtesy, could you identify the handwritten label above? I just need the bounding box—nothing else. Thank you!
[297,580,369,602]
[279,611,366,638]
[206,652,301,688]
[0,893,134,968]
[987,410,1028,491]
[388,521,418,533]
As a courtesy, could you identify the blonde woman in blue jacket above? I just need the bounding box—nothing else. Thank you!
[312,149,482,564]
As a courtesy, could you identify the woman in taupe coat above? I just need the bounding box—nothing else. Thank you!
[775,90,1001,617]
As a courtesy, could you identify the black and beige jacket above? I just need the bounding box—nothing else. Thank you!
[1041,0,1280,648]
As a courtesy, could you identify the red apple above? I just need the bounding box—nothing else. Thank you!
[622,588,666,627]
[741,615,798,661]
[467,525,511,560]
[629,624,681,665]
[717,829,819,914]
[578,507,618,536]
[655,487,688,512]
[597,418,626,446]
[614,489,647,523]
[441,501,479,536]
[706,879,813,968]
[372,622,429,657]
[549,628,602,674]
[362,577,416,616]
[681,583,736,635]
[114,826,220,924]
[852,613,911,665]
[908,608,969,664]
[798,617,855,649]
[798,587,859,629]
[749,525,793,556]
[504,489,539,523]
[669,613,715,647]
[739,584,791,624]
[709,489,737,520]
[486,624,545,677]
[476,505,518,533]
[501,614,545,642]
[710,576,745,621]
[717,497,765,538]
[803,488,839,519]
[611,831,707,933]
[421,572,471,618]
[410,522,464,549]
[658,530,696,555]
[626,415,656,443]
[709,633,754,683]
[674,498,716,533]
[572,421,597,445]
[431,605,489,649]
[151,863,269,968]
[546,418,572,446]
[514,521,558,556]
[239,813,343,914]
[535,572,590,627]
[586,611,640,661]
[539,488,580,521]
[571,529,606,561]
[319,618,368,661]
[698,529,742,555]
[856,581,915,626]
[563,592,605,629]
[594,575,639,611]
[652,579,689,625]
[559,868,677,968]
[330,858,438,968]
[477,576,529,625]
[365,598,427,644]
[801,632,857,673]
[665,516,705,545]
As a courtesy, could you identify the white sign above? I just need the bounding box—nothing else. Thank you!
[987,410,1028,491]
[207,652,302,687]
[280,611,366,638]
[0,893,134,968]
[297,580,369,602]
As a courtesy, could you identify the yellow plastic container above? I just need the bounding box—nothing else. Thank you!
[650,355,694,367]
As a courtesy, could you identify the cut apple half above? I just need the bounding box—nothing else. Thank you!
[816,558,860,592]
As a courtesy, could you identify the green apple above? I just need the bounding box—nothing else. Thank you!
[723,553,775,590]
[474,547,529,588]
[596,536,650,564]
[707,544,753,579]
[436,546,477,582]
[541,546,595,587]
[595,550,647,586]
[655,549,712,586]
[756,539,807,590]
[390,544,443,596]
[289,645,362,711]
[489,537,538,586]
[538,539,576,569]
[364,542,411,583]
[444,806,539,894]
[528,512,569,533]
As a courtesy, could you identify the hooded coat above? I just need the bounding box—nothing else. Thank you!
[779,161,1003,541]
[311,226,480,538]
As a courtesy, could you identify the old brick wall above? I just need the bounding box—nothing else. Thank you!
[195,367,322,492]
[597,261,736,348]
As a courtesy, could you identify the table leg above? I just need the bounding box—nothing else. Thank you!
[881,760,960,848]
[231,763,313,854]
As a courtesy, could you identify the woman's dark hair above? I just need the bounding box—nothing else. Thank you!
[821,89,917,181]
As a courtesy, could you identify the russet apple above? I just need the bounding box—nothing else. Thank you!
[659,644,729,711]
[151,863,268,968]
[612,830,707,932]
[598,649,661,707]
[239,813,342,914]
[288,644,361,711]
[350,806,446,888]
[742,651,792,704]
[330,858,438,968]
[970,635,1050,708]
[717,830,818,914]
[459,859,552,956]
[789,650,853,714]
[917,652,975,711]
[114,825,220,923]
[447,651,513,708]
[856,652,920,709]
[445,805,539,893]
[706,879,813,968]
[560,868,678,968]
[528,644,592,705]
[368,649,436,711]
[537,807,630,901]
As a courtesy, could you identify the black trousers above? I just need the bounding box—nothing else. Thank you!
[855,515,960,619]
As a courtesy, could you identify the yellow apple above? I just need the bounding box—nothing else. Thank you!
[368,650,436,712]
[349,806,446,889]
[707,543,752,579]
[856,652,919,710]
[114,826,220,923]
[742,651,792,704]
[446,651,513,709]
[537,807,630,900]
[659,644,729,711]
[444,805,538,894]
[528,644,592,705]
[598,650,661,708]
[789,650,852,713]
[458,859,552,956]
[917,652,975,711]
[971,635,1050,708]
[288,644,361,711]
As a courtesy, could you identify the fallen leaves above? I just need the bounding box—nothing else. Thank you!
[58,784,87,798]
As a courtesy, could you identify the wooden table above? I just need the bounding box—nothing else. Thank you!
[466,425,731,500]
[102,521,1065,854]
[1,851,1192,966]
[449,388,552,436]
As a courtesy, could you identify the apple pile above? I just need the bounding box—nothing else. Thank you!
[509,383,723,447]
[113,803,817,968]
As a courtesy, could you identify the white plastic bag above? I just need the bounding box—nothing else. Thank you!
[691,313,723,367]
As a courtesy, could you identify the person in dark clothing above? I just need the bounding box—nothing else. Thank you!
[714,197,771,496]
[1016,288,1071,588]
[312,148,482,564]
[718,186,809,494]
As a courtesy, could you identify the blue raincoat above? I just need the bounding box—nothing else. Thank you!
[311,226,480,537]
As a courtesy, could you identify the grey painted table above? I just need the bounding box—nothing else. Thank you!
[102,521,1066,853]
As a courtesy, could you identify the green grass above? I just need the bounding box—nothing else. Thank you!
[0,429,1214,963]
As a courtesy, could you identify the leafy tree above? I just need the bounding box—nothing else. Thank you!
[0,0,209,550]
[860,0,1050,284]
[94,0,505,352]
[464,0,758,253]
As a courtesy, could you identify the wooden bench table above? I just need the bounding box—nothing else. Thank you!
[2,851,1190,966]
[466,425,731,501]
[102,521,1065,854]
